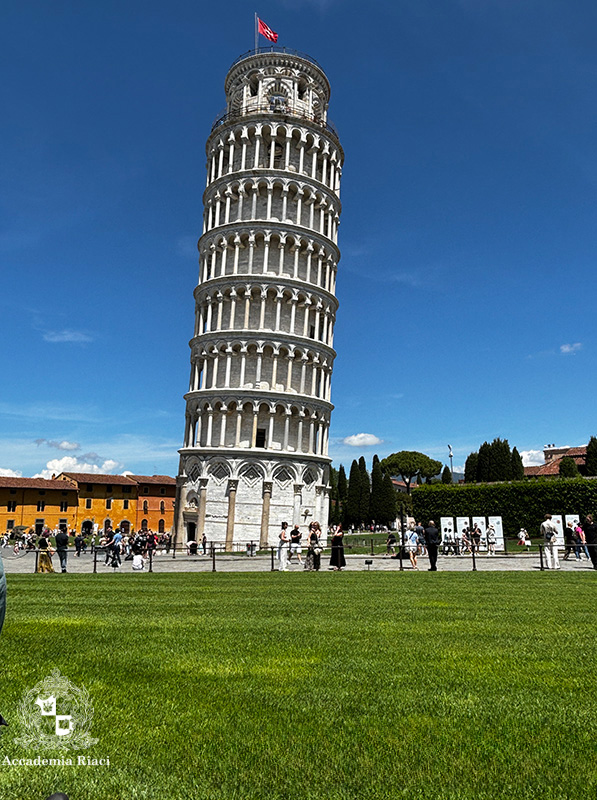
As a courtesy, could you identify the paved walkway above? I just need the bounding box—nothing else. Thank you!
[2,549,595,575]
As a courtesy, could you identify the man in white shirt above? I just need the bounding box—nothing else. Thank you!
[540,514,560,570]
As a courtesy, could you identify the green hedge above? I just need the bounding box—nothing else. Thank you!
[411,478,597,537]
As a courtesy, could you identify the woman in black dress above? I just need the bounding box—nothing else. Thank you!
[329,524,346,571]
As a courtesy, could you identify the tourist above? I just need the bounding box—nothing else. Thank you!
[582,514,597,570]
[305,522,322,571]
[385,531,397,557]
[415,521,426,556]
[563,522,578,561]
[329,523,345,571]
[461,527,472,554]
[487,525,497,556]
[278,522,290,571]
[55,528,70,573]
[201,533,207,555]
[74,533,83,557]
[36,533,55,573]
[425,520,440,571]
[406,525,419,570]
[576,524,590,560]
[540,514,560,570]
[471,524,482,554]
[132,552,145,571]
[290,525,303,565]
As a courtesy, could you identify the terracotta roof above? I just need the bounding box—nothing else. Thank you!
[0,477,77,491]
[58,473,136,485]
[524,454,585,477]
[127,475,177,485]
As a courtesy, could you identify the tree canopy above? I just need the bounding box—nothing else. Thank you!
[381,451,442,494]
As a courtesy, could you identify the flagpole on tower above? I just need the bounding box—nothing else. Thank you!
[254,12,258,54]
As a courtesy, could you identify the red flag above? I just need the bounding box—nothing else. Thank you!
[258,17,278,43]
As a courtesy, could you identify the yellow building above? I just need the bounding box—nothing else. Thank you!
[0,477,79,534]
[57,473,138,535]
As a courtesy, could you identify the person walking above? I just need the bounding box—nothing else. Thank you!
[563,522,579,561]
[278,522,290,571]
[74,533,83,557]
[415,521,426,556]
[55,528,70,573]
[540,514,560,570]
[582,514,597,570]
[425,521,440,571]
[329,524,346,571]
[576,524,590,560]
[406,526,419,569]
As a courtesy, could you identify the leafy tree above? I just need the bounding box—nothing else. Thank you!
[369,456,384,523]
[358,456,371,525]
[381,451,442,494]
[345,460,362,526]
[559,456,580,478]
[511,447,525,481]
[441,465,452,484]
[464,452,478,483]
[585,437,597,476]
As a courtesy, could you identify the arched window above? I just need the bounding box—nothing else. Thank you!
[160,501,165,514]
[141,519,148,531]
[143,500,148,514]
[158,519,165,533]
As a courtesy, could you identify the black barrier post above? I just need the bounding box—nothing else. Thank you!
[503,535,508,554]
[471,544,477,571]
[539,544,544,571]
[370,538,375,556]
[149,549,153,573]
[271,546,275,571]
[212,543,216,572]
[34,549,39,573]
[93,548,98,574]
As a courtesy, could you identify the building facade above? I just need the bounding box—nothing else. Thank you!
[0,478,78,535]
[130,475,176,533]
[175,46,343,548]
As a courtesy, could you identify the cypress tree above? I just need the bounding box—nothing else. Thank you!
[464,452,478,483]
[441,465,452,484]
[511,447,525,480]
[380,472,397,525]
[370,456,384,523]
[476,442,491,482]
[358,456,371,525]
[490,438,512,481]
[337,464,348,513]
[346,460,362,526]
[585,437,597,476]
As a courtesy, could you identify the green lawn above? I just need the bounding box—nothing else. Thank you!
[0,572,596,799]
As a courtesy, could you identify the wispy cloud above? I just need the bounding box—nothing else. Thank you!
[34,439,80,452]
[343,433,383,447]
[0,402,101,423]
[560,342,582,355]
[43,329,93,343]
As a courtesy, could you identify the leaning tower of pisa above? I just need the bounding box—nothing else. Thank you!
[175,46,343,549]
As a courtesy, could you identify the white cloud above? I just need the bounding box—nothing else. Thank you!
[32,455,124,480]
[520,449,544,466]
[34,438,80,451]
[560,342,582,355]
[0,467,22,477]
[343,433,383,447]
[43,329,93,343]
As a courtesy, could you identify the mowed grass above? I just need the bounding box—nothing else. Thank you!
[0,573,596,800]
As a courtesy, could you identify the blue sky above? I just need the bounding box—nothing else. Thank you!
[2,0,597,479]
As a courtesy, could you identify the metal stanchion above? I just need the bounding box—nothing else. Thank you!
[93,548,98,574]
[399,509,404,571]
[34,549,39,573]
[503,535,508,554]
[212,543,216,572]
[149,549,153,573]
[370,539,375,556]
[270,546,275,572]
[471,544,477,572]
[539,544,544,571]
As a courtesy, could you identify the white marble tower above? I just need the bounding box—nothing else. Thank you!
[175,46,343,548]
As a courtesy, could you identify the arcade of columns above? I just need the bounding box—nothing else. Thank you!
[175,48,343,548]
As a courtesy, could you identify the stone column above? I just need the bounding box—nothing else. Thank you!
[315,485,323,523]
[260,481,273,549]
[293,484,303,527]
[225,479,238,551]
[197,478,208,538]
